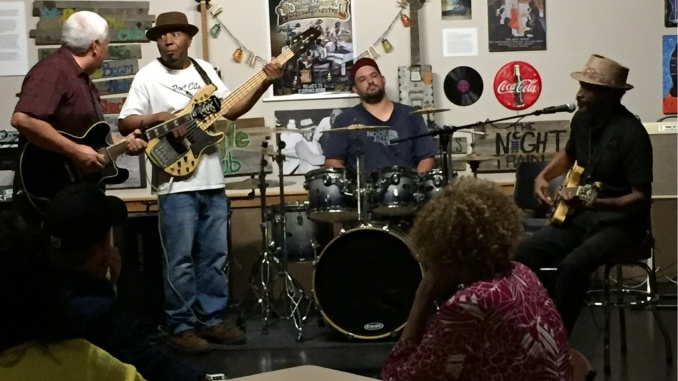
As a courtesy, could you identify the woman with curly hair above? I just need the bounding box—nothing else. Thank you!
[381,177,572,381]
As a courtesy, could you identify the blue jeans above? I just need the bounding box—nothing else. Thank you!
[158,189,229,334]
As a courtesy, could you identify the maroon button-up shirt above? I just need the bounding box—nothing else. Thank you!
[14,47,102,140]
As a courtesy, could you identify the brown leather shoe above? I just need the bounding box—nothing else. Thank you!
[167,329,210,354]
[197,323,246,345]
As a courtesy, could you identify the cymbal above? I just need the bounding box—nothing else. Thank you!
[231,146,280,156]
[411,107,450,115]
[224,178,294,190]
[238,127,304,135]
[452,152,497,163]
[324,123,390,133]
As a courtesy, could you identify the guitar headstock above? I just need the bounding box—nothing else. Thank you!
[408,0,426,10]
[289,28,322,55]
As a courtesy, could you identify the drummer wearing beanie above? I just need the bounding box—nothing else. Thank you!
[322,57,436,175]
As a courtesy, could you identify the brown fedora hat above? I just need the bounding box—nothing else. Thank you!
[146,12,199,41]
[570,54,633,90]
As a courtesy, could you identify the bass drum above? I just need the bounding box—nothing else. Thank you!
[313,224,422,339]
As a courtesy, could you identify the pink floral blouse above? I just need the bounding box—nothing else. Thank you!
[382,262,572,381]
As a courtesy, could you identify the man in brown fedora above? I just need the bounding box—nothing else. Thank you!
[515,54,653,337]
[118,11,282,354]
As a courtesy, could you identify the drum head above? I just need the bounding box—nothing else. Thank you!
[313,226,422,339]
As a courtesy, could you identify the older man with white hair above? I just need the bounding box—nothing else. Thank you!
[11,10,146,226]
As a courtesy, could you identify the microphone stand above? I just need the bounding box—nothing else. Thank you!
[394,109,554,183]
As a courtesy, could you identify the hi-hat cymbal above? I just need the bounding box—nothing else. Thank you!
[224,178,294,190]
[231,146,280,156]
[239,127,304,135]
[452,152,497,163]
[411,107,451,115]
[324,123,390,133]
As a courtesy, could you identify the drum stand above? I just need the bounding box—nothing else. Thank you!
[239,139,310,342]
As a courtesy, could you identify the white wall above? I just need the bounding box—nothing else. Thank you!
[0,0,673,199]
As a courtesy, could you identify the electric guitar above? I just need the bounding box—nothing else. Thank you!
[549,161,602,225]
[398,0,434,110]
[18,122,129,214]
[144,28,320,177]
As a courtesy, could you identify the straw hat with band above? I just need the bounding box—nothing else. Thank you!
[146,12,199,41]
[570,54,633,90]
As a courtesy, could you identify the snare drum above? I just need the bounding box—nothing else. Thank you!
[304,167,357,223]
[313,224,422,339]
[370,166,420,216]
[267,202,333,262]
[419,168,446,204]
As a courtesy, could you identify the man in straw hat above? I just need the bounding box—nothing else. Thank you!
[118,11,282,353]
[515,54,653,337]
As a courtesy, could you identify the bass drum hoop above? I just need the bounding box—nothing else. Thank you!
[312,224,422,340]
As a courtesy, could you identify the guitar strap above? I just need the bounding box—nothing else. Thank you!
[188,57,213,86]
[582,118,620,192]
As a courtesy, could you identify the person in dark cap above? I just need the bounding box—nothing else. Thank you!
[515,54,653,337]
[44,183,210,380]
[0,210,147,381]
[322,57,436,176]
[118,11,281,353]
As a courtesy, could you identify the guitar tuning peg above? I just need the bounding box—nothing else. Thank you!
[209,4,223,16]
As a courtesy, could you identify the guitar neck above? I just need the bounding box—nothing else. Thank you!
[100,139,128,164]
[196,49,294,129]
[409,5,421,66]
[200,0,209,61]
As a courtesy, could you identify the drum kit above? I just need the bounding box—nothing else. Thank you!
[233,117,496,341]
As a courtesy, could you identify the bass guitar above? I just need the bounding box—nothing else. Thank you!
[549,161,602,225]
[18,122,129,214]
[144,28,320,177]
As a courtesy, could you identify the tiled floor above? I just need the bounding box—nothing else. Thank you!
[170,300,677,380]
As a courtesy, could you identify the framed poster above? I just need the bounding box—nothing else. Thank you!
[488,0,546,52]
[274,108,349,175]
[663,35,677,115]
[106,120,147,190]
[667,0,677,27]
[442,0,472,20]
[267,0,356,101]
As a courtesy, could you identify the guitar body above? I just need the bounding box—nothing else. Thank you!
[398,0,435,110]
[145,84,225,177]
[18,122,129,213]
[550,161,584,225]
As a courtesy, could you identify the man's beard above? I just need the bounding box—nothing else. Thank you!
[362,87,385,104]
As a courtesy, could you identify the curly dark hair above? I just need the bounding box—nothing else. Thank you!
[410,177,523,283]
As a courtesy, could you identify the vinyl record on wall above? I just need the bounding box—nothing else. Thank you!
[444,66,484,106]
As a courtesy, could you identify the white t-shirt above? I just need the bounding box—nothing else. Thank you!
[119,58,230,195]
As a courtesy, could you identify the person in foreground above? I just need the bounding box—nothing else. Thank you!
[323,57,436,175]
[118,11,282,353]
[515,54,652,336]
[381,177,572,381]
[43,183,209,381]
[0,211,146,381]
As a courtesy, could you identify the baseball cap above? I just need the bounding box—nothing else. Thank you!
[43,183,128,252]
[349,57,381,85]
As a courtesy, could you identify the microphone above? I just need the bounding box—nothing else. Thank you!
[534,103,576,115]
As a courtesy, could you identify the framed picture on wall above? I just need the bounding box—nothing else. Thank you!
[487,0,546,52]
[442,0,472,20]
[266,0,356,101]
[666,0,677,27]
[106,121,147,190]
[274,108,349,175]
[663,35,677,114]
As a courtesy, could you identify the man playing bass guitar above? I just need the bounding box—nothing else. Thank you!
[515,54,653,337]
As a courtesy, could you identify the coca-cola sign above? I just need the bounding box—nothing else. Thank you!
[493,61,542,110]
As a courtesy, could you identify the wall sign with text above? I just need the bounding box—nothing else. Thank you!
[493,61,542,111]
